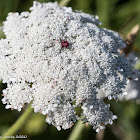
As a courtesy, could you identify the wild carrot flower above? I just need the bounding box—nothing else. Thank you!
[0,1,139,132]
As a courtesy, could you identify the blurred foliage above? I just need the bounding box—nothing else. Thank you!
[0,0,140,140]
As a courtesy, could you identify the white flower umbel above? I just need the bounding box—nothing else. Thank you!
[0,1,139,131]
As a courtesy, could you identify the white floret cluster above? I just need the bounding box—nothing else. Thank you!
[0,1,139,131]
[124,77,140,101]
[120,55,140,102]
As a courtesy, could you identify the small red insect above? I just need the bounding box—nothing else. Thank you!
[61,40,69,48]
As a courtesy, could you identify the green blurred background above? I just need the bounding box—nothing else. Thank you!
[0,0,140,140]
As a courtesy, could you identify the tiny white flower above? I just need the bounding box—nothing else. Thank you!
[5,105,11,109]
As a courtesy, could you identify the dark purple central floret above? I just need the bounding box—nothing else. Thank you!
[61,41,69,48]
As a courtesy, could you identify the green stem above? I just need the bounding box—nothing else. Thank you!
[68,119,88,140]
[59,0,70,6]
[1,105,33,140]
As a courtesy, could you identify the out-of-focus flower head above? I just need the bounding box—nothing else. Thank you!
[0,1,139,132]
[119,54,140,103]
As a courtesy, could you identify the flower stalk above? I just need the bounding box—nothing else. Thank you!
[68,119,88,140]
[1,105,33,140]
[59,0,70,6]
